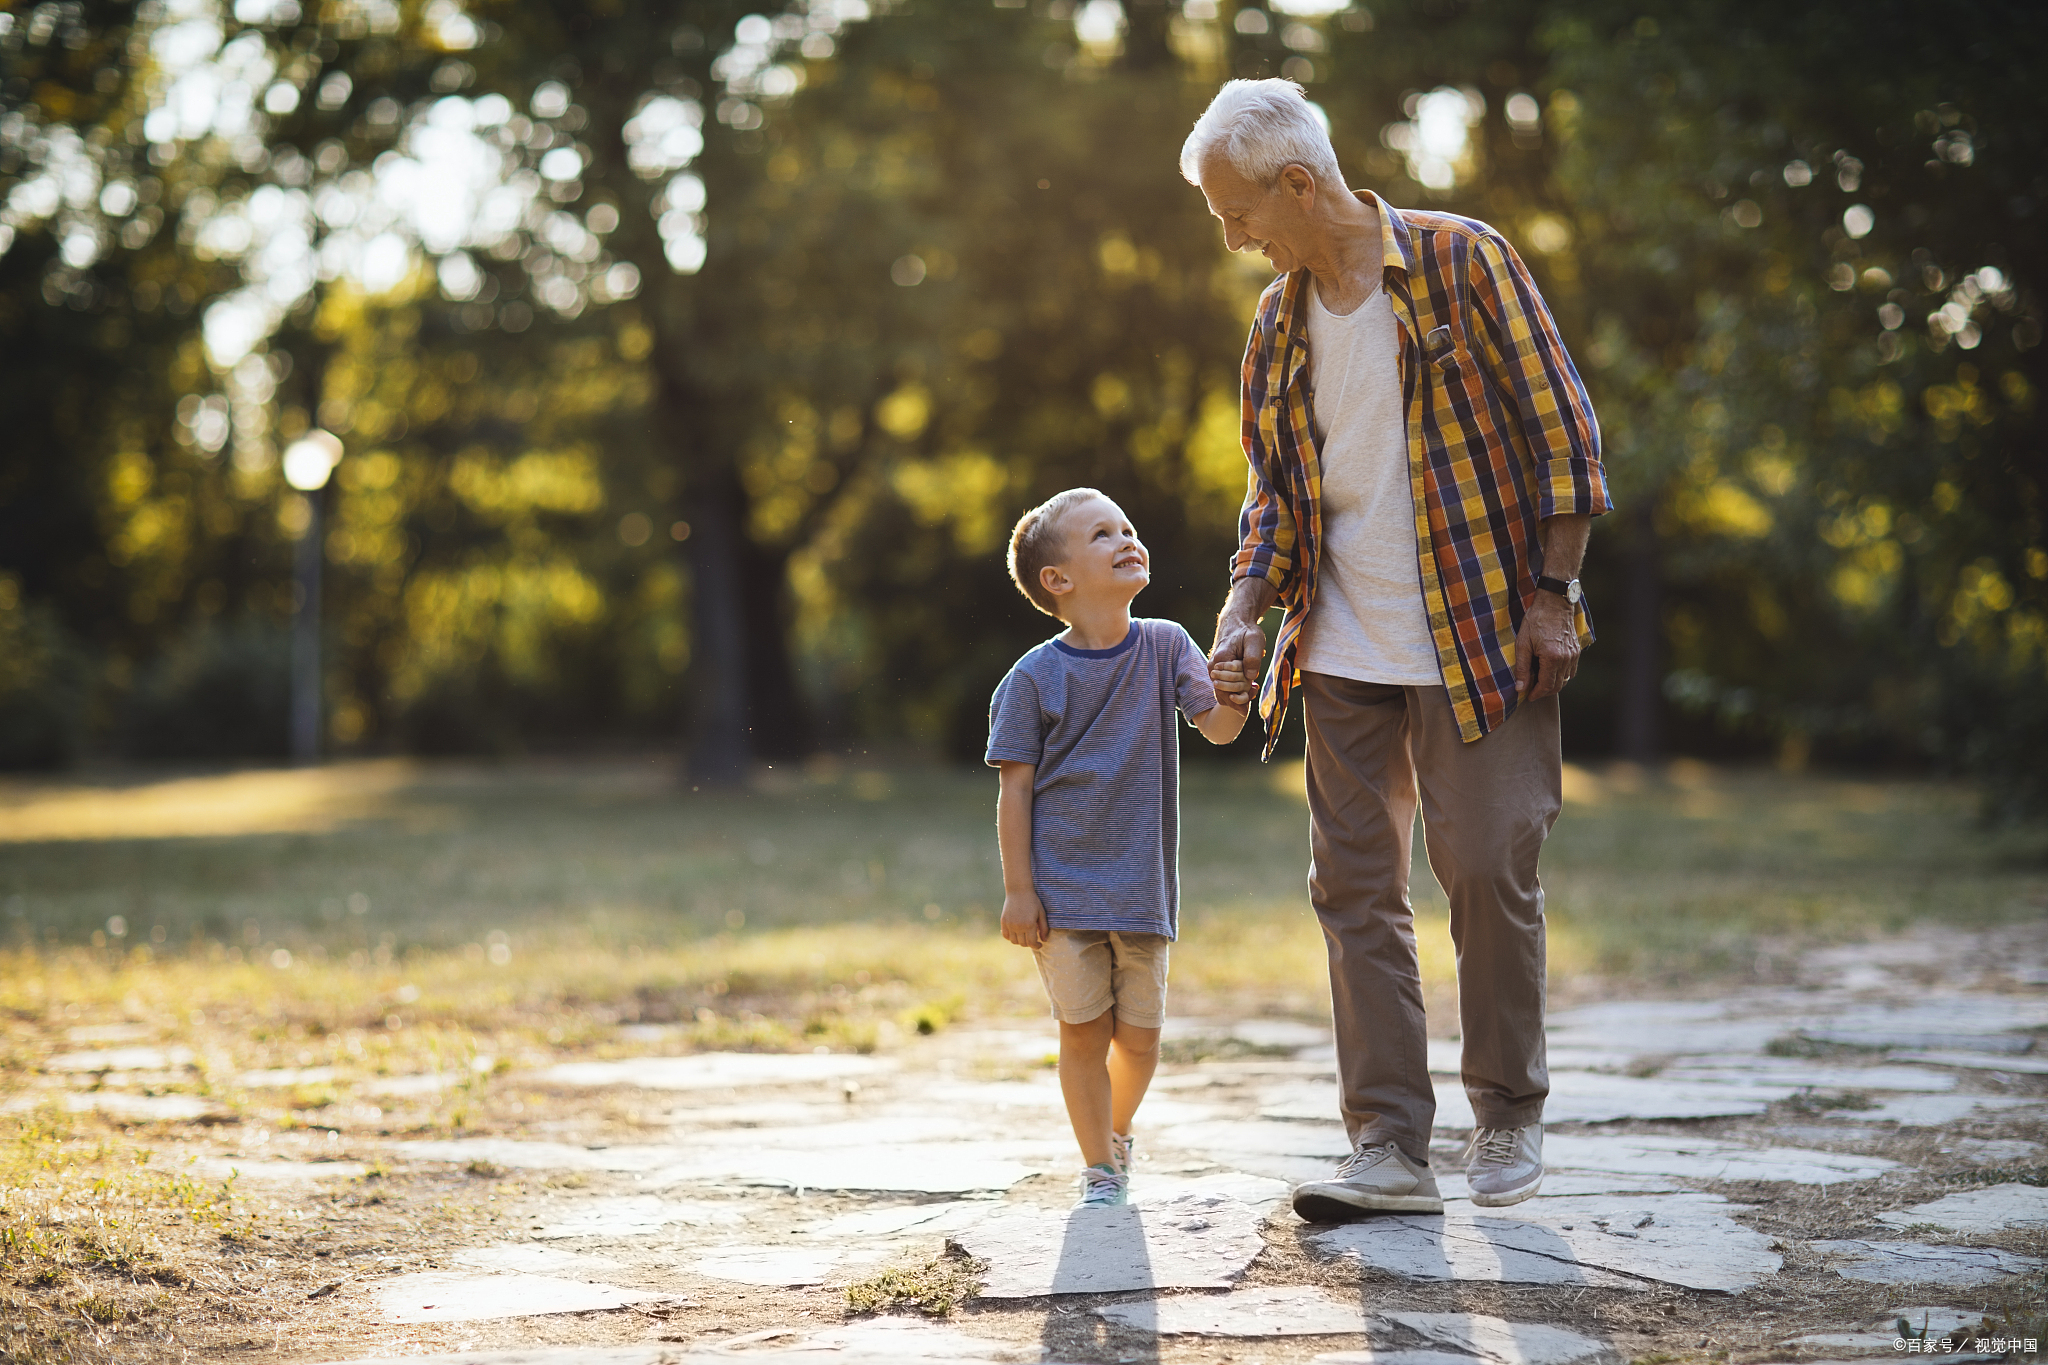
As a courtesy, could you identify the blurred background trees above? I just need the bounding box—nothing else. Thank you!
[1,0,2042,814]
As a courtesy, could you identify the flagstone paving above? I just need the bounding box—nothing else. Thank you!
[1310,1193,1783,1293]
[1780,1306,1979,1355]
[1824,1094,2038,1127]
[951,1194,1270,1297]
[1374,1312,1621,1365]
[1091,1286,1372,1337]
[1873,1182,2048,1232]
[23,928,2048,1363]
[1538,1133,1902,1185]
[369,1271,673,1324]
[1809,1240,2045,1287]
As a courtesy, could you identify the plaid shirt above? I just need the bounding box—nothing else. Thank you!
[1234,193,1612,757]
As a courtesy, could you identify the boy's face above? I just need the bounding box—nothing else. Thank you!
[1042,495,1149,611]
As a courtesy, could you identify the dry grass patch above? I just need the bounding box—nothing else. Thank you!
[0,1106,252,1360]
[844,1249,987,1318]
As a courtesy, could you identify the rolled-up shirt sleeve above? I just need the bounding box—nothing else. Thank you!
[1229,311,1300,594]
[1466,232,1613,522]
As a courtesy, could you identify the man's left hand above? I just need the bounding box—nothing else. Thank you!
[1513,590,1580,700]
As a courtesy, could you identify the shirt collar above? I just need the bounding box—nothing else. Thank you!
[1274,191,1411,350]
[1356,189,1416,277]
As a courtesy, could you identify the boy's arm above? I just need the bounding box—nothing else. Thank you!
[995,761,1048,948]
[1190,704,1249,745]
[1189,659,1251,745]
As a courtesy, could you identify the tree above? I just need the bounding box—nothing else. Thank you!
[5,0,2044,816]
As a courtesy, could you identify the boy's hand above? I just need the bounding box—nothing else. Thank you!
[1000,890,1049,949]
[1209,658,1253,713]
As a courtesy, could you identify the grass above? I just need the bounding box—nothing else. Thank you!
[0,758,2038,1082]
[0,1105,252,1358]
[844,1249,987,1317]
[1,755,2039,1016]
[0,754,2034,1146]
[0,755,2040,1360]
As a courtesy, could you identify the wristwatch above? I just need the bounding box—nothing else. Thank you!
[1536,575,1582,605]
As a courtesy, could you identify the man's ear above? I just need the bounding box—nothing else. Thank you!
[1040,563,1073,599]
[1282,163,1316,207]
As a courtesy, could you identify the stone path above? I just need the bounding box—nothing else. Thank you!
[27,925,2048,1362]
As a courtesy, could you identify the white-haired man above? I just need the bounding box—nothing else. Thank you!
[1185,79,1612,1222]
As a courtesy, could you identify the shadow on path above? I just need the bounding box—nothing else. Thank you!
[1039,1203,1160,1365]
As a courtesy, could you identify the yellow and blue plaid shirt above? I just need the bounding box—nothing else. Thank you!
[1234,192,1612,756]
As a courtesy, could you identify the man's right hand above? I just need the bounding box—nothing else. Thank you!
[1000,889,1049,949]
[1209,578,1276,710]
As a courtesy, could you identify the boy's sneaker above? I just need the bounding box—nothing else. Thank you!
[1110,1130,1135,1178]
[1291,1141,1443,1222]
[1465,1125,1543,1207]
[1074,1162,1129,1208]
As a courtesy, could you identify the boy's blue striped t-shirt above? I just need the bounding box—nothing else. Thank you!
[985,618,1218,939]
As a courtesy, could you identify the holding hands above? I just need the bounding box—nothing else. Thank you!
[1209,657,1255,713]
[1208,577,1277,714]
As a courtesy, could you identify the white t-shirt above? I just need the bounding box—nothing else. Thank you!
[1295,278,1442,687]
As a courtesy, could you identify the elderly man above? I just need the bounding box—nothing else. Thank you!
[1184,80,1611,1222]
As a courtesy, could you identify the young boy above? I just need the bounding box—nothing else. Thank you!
[986,488,1248,1208]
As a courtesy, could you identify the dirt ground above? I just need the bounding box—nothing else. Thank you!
[4,924,2045,1364]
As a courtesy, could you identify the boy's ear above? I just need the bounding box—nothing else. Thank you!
[1039,563,1073,599]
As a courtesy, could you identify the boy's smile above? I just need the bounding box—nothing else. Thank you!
[1060,496,1150,597]
[1036,493,1150,653]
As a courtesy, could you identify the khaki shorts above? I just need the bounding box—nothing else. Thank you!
[1032,929,1170,1029]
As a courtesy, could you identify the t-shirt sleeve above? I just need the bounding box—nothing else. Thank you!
[1169,624,1219,719]
[985,667,1045,767]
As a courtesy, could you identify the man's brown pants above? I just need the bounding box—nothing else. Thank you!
[1301,672,1562,1166]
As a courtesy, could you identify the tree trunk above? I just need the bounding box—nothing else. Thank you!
[659,370,812,781]
[655,347,750,785]
[737,536,813,760]
[682,467,751,785]
[1120,0,1176,71]
[1615,498,1663,763]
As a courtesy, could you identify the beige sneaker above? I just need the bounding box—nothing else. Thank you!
[1291,1141,1444,1222]
[1465,1125,1543,1207]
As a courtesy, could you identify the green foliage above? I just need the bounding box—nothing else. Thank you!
[736,6,1257,753]
[0,583,89,770]
[1304,0,2046,801]
[121,620,291,760]
[1530,0,2046,800]
[0,0,2042,810]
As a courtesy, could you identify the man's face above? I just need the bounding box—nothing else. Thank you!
[1046,495,1149,607]
[1198,152,1313,274]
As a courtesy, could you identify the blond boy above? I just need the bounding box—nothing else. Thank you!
[986,488,1247,1207]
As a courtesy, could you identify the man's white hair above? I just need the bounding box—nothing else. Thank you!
[1180,78,1345,192]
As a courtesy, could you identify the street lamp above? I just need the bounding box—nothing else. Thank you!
[282,430,343,765]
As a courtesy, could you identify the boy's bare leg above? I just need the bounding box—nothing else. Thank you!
[1108,1019,1161,1137]
[1057,1011,1118,1167]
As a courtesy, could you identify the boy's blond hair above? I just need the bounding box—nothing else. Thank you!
[1007,488,1105,620]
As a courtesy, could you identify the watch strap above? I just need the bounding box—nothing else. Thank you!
[1535,575,1573,597]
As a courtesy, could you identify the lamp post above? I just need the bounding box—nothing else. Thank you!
[282,430,343,765]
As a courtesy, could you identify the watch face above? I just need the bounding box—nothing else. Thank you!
[1567,579,1583,605]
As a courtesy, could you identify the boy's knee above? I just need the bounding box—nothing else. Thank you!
[1060,1010,1117,1052]
[1112,1021,1162,1057]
